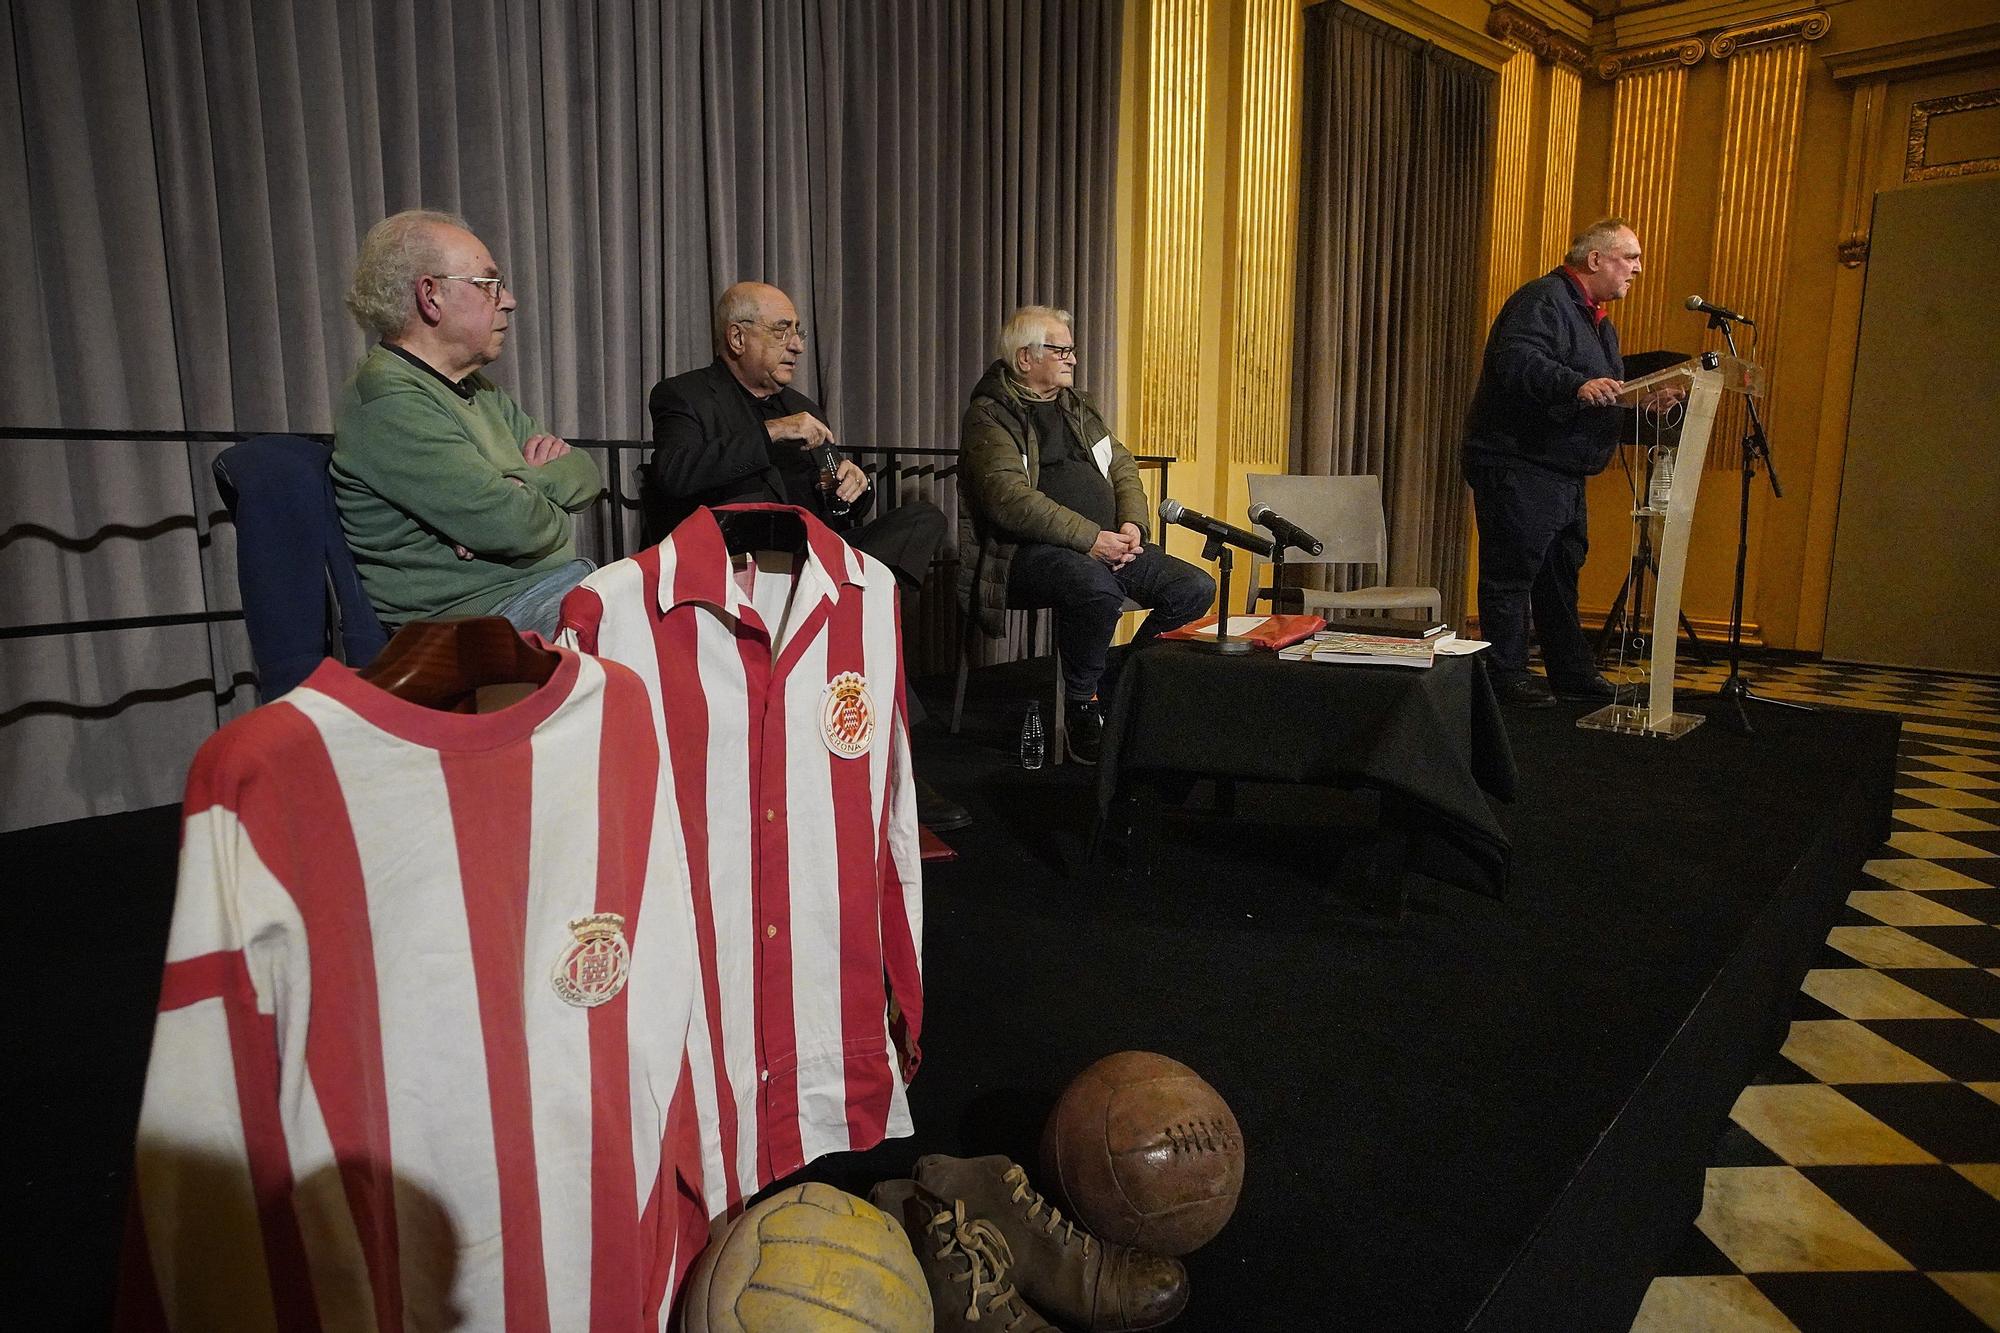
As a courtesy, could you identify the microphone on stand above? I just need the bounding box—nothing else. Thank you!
[1685,295,1756,326]
[1247,502,1324,556]
[1159,499,1275,558]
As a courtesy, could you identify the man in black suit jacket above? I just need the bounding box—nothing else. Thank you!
[649,281,965,828]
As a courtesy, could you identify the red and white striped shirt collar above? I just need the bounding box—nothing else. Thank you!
[655,504,869,623]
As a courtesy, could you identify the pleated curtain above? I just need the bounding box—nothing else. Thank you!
[0,0,1122,831]
[1290,2,1492,624]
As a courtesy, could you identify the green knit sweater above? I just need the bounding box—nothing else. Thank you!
[331,345,602,623]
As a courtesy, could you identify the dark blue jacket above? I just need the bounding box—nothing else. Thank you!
[1463,268,1625,478]
[215,434,387,701]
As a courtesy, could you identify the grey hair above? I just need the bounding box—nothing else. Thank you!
[713,285,766,351]
[997,305,1072,366]
[345,209,468,338]
[1565,217,1633,268]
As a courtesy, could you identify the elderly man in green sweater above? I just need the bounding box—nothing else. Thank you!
[332,210,601,636]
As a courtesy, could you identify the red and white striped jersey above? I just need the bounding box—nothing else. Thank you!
[558,504,923,1218]
[121,650,709,1332]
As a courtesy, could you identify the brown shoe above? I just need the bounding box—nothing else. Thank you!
[869,1179,1060,1333]
[914,1154,1189,1332]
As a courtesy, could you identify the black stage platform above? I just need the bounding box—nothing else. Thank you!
[13,656,1897,1331]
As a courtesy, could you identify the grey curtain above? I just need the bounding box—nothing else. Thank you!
[0,0,1122,831]
[1289,2,1491,624]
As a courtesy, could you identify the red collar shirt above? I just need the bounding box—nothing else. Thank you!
[558,504,923,1218]
[123,652,709,1331]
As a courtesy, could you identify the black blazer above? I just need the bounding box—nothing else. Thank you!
[644,359,866,542]
[1462,268,1625,478]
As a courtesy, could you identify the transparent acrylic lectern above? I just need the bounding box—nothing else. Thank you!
[1577,352,1764,740]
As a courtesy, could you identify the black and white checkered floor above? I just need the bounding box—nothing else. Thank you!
[1631,660,2000,1331]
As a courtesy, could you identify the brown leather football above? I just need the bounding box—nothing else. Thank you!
[1039,1050,1244,1256]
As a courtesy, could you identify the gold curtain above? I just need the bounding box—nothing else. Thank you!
[1706,38,1811,468]
[1135,0,1209,463]
[1605,64,1690,354]
[1483,39,1537,330]
[1538,62,1582,268]
[1228,0,1301,466]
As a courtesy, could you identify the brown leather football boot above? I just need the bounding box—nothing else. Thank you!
[869,1179,1060,1333]
[914,1154,1189,1332]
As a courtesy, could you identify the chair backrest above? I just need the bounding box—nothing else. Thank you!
[214,434,388,701]
[1245,473,1389,569]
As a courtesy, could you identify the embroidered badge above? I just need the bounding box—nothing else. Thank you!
[550,912,631,1008]
[820,671,876,759]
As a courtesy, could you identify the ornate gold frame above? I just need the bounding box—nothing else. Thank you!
[1906,88,2000,182]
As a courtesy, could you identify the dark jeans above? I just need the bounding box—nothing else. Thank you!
[1006,542,1215,701]
[1466,461,1597,683]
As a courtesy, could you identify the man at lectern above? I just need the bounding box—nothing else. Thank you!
[1462,218,1641,709]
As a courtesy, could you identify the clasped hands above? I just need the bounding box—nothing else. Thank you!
[768,411,868,503]
[1090,523,1145,568]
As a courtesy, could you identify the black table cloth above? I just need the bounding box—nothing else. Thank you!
[1095,642,1518,896]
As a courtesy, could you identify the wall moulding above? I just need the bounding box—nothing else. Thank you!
[1597,38,1705,81]
[1709,9,1830,61]
[1907,88,2000,182]
[1486,4,1589,71]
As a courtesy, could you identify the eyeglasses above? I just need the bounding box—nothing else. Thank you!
[433,274,507,303]
[740,319,809,346]
[1041,342,1077,361]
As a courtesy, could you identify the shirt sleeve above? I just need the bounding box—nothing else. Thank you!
[1486,289,1591,409]
[121,768,311,1330]
[878,601,924,1080]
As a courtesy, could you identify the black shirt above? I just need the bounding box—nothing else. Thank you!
[1029,398,1116,534]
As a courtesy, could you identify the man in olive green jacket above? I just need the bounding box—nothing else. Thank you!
[333,210,601,636]
[958,306,1213,762]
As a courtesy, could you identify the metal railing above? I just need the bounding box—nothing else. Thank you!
[0,427,1174,645]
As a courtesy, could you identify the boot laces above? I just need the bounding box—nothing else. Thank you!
[1002,1164,1094,1255]
[927,1199,1036,1328]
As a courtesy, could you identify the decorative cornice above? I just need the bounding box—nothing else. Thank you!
[1342,0,1515,71]
[1709,9,1830,61]
[1487,5,1589,71]
[1823,23,2000,84]
[1597,38,1704,81]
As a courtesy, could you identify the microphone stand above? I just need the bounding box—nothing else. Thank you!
[1191,535,1255,655]
[1248,540,1293,615]
[1712,315,1810,736]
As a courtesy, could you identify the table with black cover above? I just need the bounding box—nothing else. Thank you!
[1094,641,1518,900]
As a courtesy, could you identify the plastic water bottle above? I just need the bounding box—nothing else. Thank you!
[1020,701,1046,770]
[1648,445,1676,512]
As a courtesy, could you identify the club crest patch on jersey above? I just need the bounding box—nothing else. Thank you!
[820,671,876,759]
[551,912,631,1008]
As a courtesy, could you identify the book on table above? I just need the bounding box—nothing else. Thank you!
[1314,615,1450,640]
[1279,631,1437,667]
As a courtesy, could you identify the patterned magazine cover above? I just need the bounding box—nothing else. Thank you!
[1277,631,1437,667]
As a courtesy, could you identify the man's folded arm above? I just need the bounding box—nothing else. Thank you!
[346,394,578,559]
[648,381,771,499]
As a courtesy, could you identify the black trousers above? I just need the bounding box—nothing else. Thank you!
[1466,462,1597,683]
[847,499,949,724]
